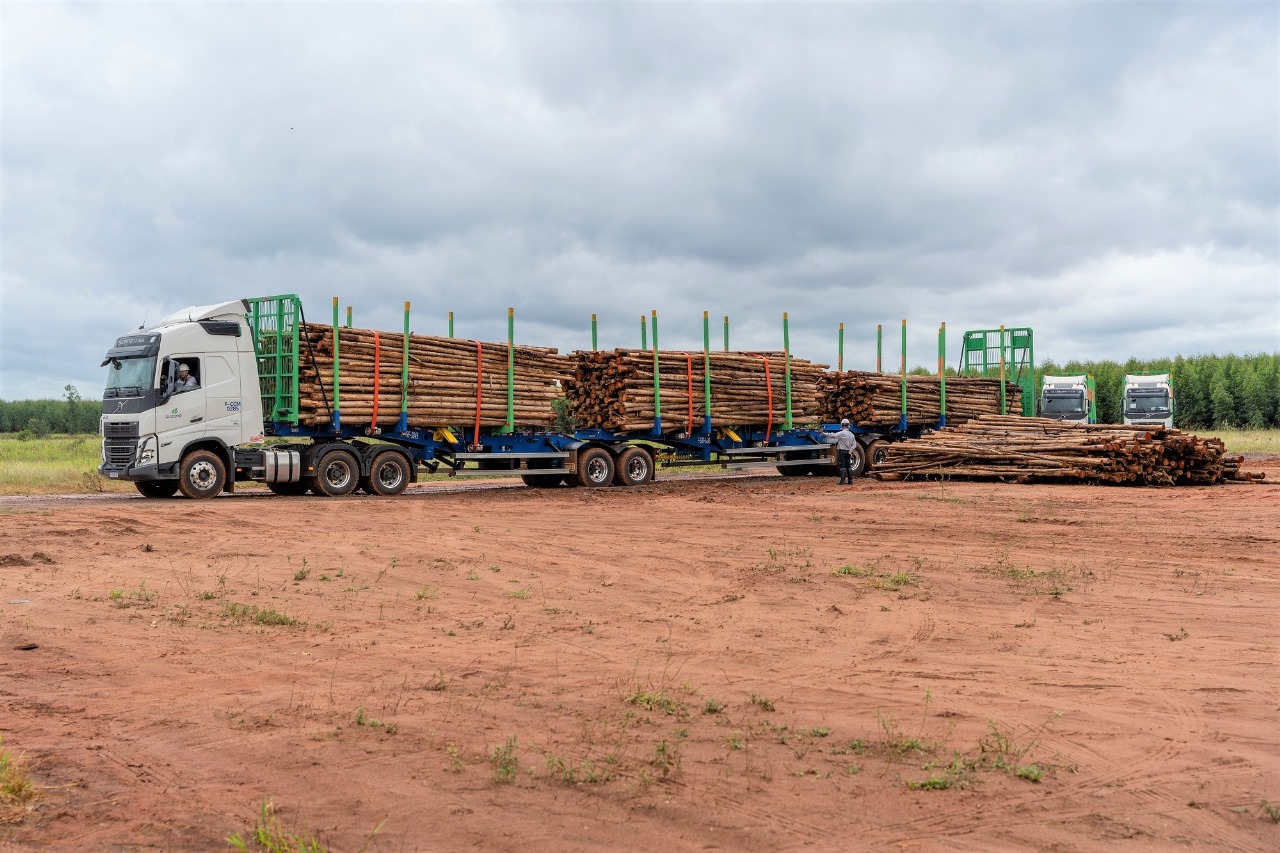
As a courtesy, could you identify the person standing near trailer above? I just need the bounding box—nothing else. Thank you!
[835,419,857,484]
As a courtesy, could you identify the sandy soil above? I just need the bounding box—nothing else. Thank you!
[2,461,1279,852]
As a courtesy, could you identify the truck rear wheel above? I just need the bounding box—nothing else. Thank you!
[614,447,653,487]
[178,450,226,499]
[364,452,411,497]
[575,447,615,488]
[313,449,360,497]
[135,480,179,498]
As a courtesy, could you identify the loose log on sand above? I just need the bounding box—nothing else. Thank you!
[873,415,1265,486]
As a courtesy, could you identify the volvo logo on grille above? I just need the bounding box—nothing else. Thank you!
[115,401,125,412]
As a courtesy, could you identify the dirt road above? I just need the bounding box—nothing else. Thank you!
[3,463,1279,851]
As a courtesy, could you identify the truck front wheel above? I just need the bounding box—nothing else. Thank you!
[313,449,360,497]
[135,480,179,498]
[178,450,227,499]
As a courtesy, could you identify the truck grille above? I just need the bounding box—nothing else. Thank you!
[103,421,140,439]
[103,439,137,468]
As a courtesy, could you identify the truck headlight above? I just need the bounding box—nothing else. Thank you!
[136,436,157,466]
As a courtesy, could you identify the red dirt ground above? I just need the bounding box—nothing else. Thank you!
[2,462,1279,851]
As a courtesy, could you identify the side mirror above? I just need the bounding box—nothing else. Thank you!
[159,358,176,403]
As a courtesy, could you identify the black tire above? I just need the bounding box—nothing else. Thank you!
[363,452,411,497]
[521,473,563,488]
[865,440,889,470]
[575,447,615,488]
[312,448,360,497]
[613,447,653,487]
[178,450,226,500]
[135,480,179,498]
[267,480,310,496]
[779,464,811,477]
[847,443,868,478]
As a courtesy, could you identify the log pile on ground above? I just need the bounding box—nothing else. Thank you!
[563,349,828,432]
[297,324,571,429]
[819,372,1023,426]
[874,415,1265,485]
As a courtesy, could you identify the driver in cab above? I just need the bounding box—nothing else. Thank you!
[174,363,198,391]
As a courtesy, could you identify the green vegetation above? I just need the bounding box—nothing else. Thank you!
[0,736,34,805]
[222,602,300,627]
[491,736,519,784]
[227,800,332,853]
[0,433,132,495]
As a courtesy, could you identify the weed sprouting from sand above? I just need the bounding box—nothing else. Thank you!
[491,736,519,784]
[0,736,34,805]
[227,799,331,853]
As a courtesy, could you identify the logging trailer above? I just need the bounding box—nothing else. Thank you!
[98,295,843,499]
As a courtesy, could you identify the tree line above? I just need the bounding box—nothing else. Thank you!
[3,353,1278,435]
[0,387,102,436]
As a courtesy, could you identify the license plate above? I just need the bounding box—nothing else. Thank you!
[109,472,119,478]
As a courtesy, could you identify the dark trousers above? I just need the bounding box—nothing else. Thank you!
[837,449,853,481]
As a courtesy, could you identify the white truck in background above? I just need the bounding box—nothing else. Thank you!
[1122,373,1174,428]
[1040,375,1097,425]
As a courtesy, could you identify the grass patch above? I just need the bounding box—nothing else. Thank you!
[228,799,338,852]
[1204,428,1280,455]
[0,736,35,806]
[222,602,300,627]
[491,736,519,784]
[625,690,687,717]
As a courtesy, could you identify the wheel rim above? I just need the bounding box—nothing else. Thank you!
[324,459,353,489]
[376,460,404,490]
[585,457,609,484]
[189,460,218,492]
[626,455,648,481]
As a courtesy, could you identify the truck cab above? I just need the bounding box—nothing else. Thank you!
[99,301,266,497]
[1122,373,1174,428]
[1040,374,1097,424]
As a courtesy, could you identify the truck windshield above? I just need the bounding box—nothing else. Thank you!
[103,356,156,397]
[1126,392,1170,415]
[1042,395,1085,416]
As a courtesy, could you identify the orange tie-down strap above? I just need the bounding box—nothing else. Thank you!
[759,355,773,440]
[370,331,381,429]
[474,341,484,448]
[685,352,694,434]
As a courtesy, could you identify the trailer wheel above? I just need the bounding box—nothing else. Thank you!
[848,443,868,478]
[614,447,653,487]
[575,447,615,488]
[865,440,889,470]
[178,450,226,499]
[365,453,411,497]
[135,480,179,498]
[267,480,310,496]
[312,449,360,497]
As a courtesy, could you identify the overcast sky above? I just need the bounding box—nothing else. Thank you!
[2,0,1277,400]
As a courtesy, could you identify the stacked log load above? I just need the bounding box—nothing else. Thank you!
[563,349,828,432]
[297,324,571,429]
[874,415,1265,485]
[819,371,1023,426]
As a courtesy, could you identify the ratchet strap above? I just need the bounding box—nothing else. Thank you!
[474,341,484,449]
[685,352,694,434]
[370,331,381,430]
[760,355,773,440]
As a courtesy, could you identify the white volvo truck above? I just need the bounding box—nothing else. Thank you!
[1122,373,1174,428]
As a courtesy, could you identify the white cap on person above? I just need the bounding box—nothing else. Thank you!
[179,363,190,372]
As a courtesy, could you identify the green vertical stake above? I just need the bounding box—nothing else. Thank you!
[400,301,410,428]
[723,315,729,352]
[877,324,883,373]
[999,324,1007,416]
[331,297,341,430]
[345,306,352,328]
[938,322,946,426]
[783,312,793,430]
[651,310,662,429]
[838,322,844,373]
[448,311,454,338]
[702,311,711,432]
[900,319,907,421]
[591,313,598,351]
[503,307,515,434]
[640,315,647,351]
